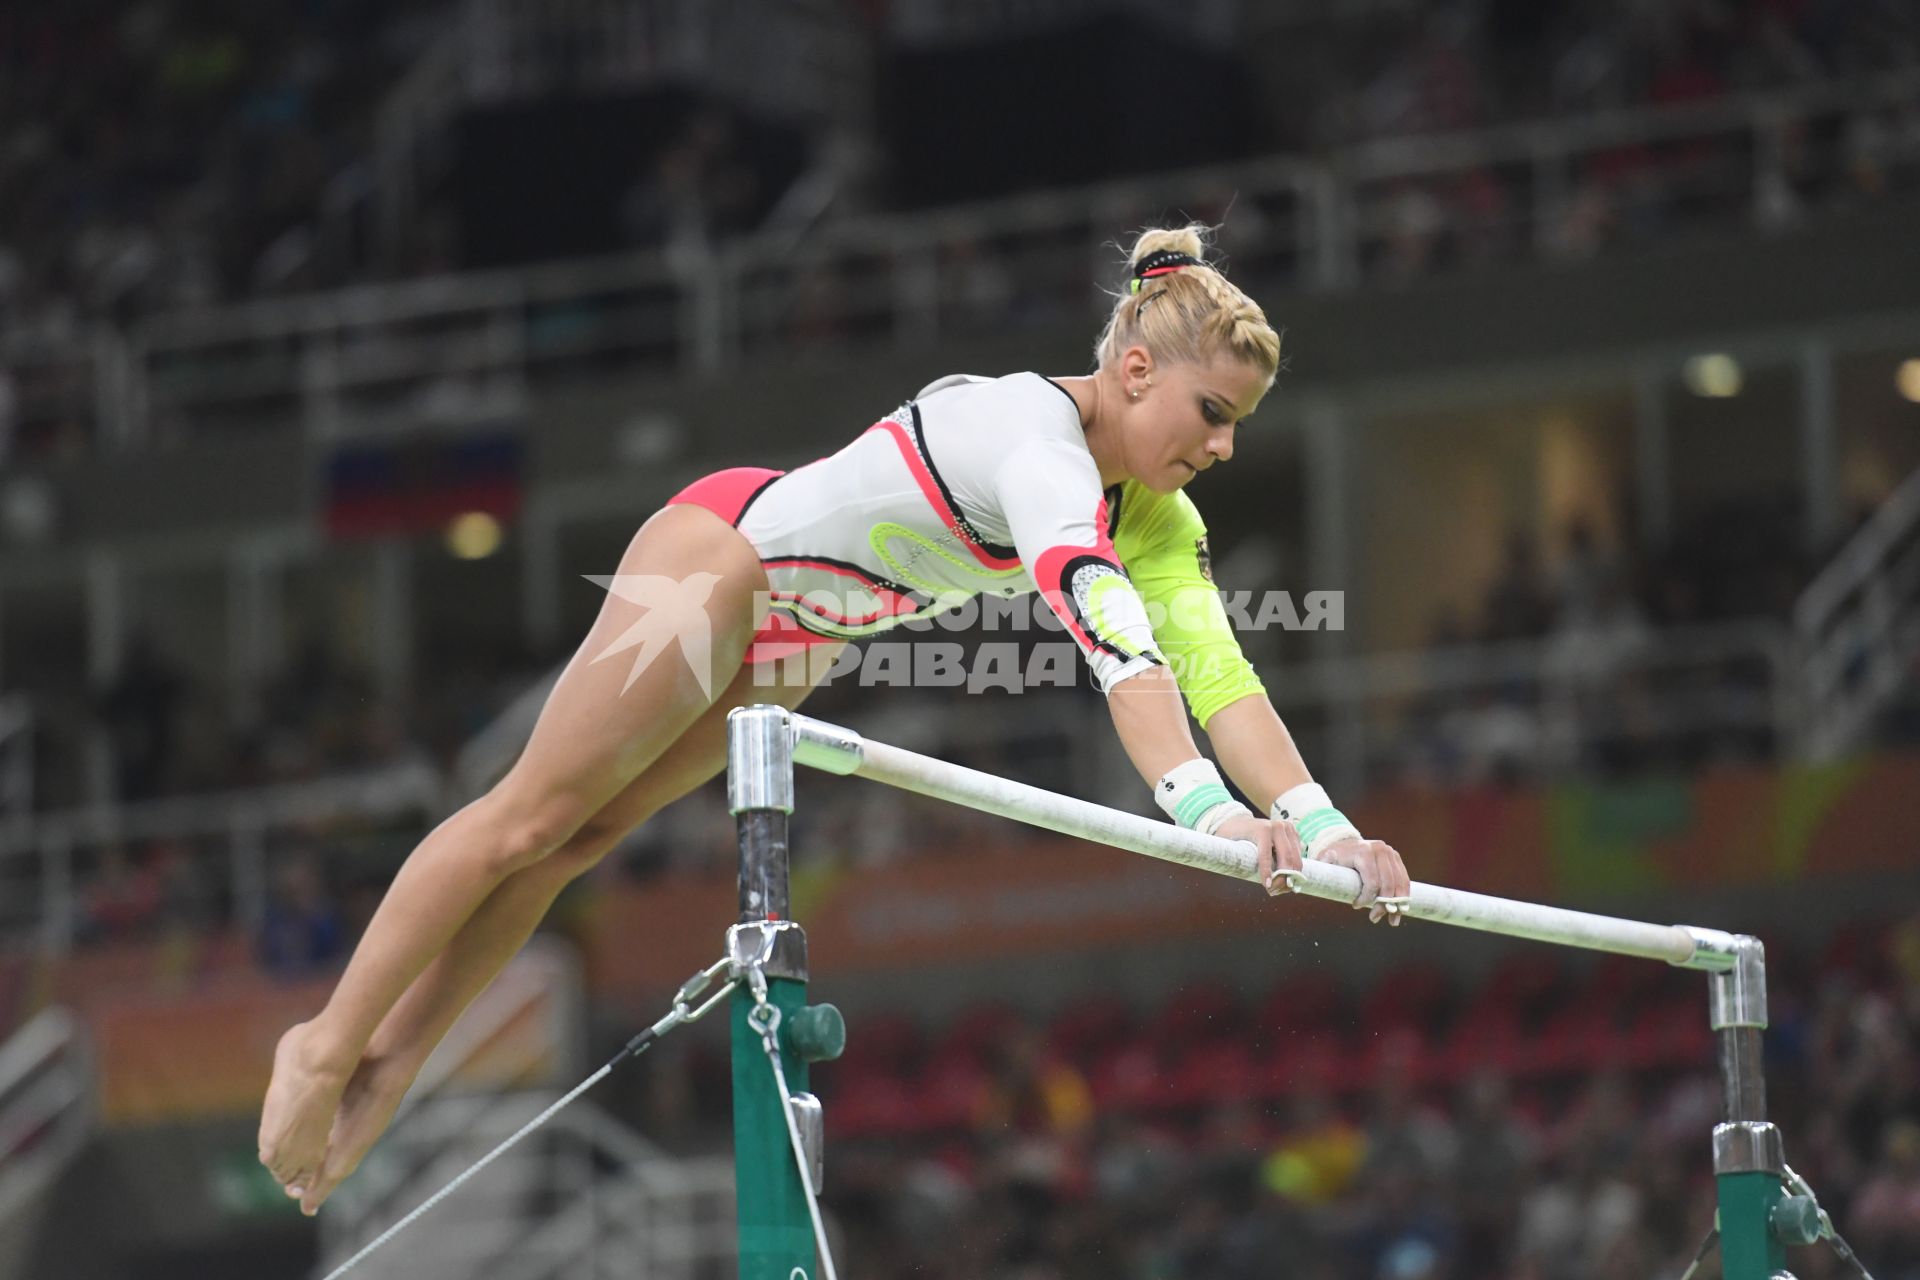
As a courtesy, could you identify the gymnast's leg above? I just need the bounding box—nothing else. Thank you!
[295,641,845,1214]
[258,504,771,1202]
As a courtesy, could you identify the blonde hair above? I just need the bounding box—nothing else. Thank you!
[1094,224,1282,380]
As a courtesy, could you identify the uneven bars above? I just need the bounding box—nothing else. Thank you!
[787,713,1742,973]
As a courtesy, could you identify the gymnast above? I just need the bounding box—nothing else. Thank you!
[258,224,1412,1215]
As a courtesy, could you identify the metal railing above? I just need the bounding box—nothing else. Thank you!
[0,324,130,457]
[0,761,444,954]
[318,937,608,1279]
[0,699,32,851]
[889,0,1243,47]
[1276,620,1796,795]
[320,1096,737,1280]
[0,1008,95,1224]
[462,0,863,120]
[13,69,1917,455]
[1796,461,1920,759]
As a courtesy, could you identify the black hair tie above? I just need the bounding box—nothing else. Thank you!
[1129,250,1203,293]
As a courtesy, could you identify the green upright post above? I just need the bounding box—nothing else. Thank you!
[727,706,845,1280]
[730,965,814,1275]
[1709,936,1792,1280]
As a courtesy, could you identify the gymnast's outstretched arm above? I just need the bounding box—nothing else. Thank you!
[1207,691,1412,920]
[1203,692,1312,812]
[1106,666,1296,885]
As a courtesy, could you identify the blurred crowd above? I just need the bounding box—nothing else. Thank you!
[1293,0,1920,277]
[88,628,524,803]
[14,627,540,989]
[0,0,449,335]
[2,2,1917,460]
[1394,489,1829,788]
[751,5,1920,356]
[0,0,455,463]
[1296,0,1913,146]
[723,914,1920,1280]
[70,838,353,975]
[3,0,1916,339]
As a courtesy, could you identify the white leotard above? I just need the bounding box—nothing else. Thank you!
[733,371,1165,692]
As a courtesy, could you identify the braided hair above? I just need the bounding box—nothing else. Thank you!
[1094,224,1281,380]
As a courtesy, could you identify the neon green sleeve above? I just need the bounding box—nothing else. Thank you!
[1111,484,1267,730]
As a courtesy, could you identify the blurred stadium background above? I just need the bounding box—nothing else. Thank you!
[2,0,1919,1276]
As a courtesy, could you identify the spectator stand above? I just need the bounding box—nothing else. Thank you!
[1,66,1912,460]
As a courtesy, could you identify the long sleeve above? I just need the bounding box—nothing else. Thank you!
[1115,487,1266,730]
[992,439,1166,694]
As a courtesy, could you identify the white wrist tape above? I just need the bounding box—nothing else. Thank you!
[1271,782,1363,858]
[1154,759,1251,835]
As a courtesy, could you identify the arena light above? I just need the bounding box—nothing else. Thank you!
[1897,358,1920,404]
[445,511,503,559]
[1683,353,1744,398]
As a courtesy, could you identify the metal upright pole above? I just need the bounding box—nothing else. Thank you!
[1709,935,1800,1279]
[726,705,843,1280]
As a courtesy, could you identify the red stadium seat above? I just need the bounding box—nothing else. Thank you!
[902,1058,988,1134]
[1587,954,1663,1015]
[1088,1039,1167,1112]
[824,1072,919,1138]
[1252,972,1344,1046]
[1047,996,1135,1063]
[1821,918,1893,991]
[1350,1023,1438,1089]
[1161,1039,1259,1110]
[1523,1002,1625,1078]
[1147,980,1244,1047]
[1623,999,1713,1071]
[929,1003,1022,1068]
[1358,963,1455,1033]
[1468,952,1568,1032]
[848,1011,926,1077]
[1260,1026,1352,1099]
[1433,1005,1527,1083]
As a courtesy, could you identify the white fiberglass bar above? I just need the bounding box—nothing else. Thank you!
[787,712,1740,973]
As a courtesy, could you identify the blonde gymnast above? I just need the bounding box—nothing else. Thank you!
[258,225,1411,1215]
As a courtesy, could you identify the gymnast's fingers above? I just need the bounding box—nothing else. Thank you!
[1265,818,1303,895]
[1337,838,1383,910]
[1375,841,1412,927]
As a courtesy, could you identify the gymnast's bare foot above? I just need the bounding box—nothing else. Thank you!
[298,1053,419,1216]
[258,1021,353,1205]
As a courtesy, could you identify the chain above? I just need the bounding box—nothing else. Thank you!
[318,953,736,1280]
[742,954,841,1280]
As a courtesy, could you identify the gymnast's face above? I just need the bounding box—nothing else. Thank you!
[1120,349,1270,494]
